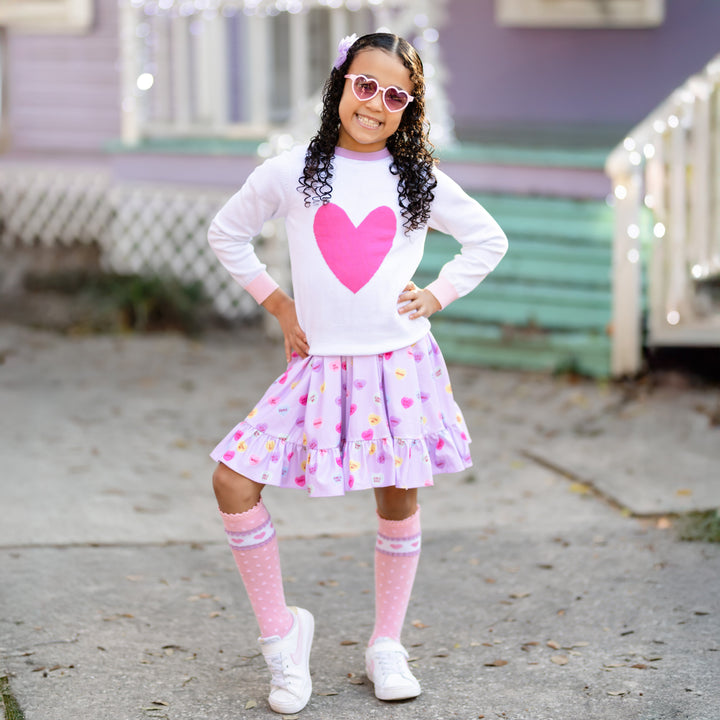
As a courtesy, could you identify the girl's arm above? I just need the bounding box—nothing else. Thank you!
[422,168,509,310]
[208,156,288,302]
[209,152,308,359]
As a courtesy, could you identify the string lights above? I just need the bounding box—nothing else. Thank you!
[605,53,720,337]
[121,0,454,149]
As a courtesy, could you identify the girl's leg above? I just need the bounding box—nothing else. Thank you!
[213,463,313,714]
[370,486,420,644]
[365,487,422,700]
[212,462,293,638]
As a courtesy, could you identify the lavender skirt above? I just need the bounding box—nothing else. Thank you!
[210,332,472,498]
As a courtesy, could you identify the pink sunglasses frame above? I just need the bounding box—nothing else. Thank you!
[344,74,415,113]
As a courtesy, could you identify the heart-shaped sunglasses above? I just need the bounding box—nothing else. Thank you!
[344,74,415,113]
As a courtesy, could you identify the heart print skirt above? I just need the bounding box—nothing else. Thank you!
[210,332,472,498]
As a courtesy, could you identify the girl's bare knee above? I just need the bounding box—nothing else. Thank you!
[374,486,418,521]
[212,463,263,513]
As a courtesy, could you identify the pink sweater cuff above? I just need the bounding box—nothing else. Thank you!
[245,271,280,304]
[426,277,459,309]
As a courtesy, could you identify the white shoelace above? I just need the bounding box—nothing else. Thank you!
[375,649,409,677]
[265,652,289,689]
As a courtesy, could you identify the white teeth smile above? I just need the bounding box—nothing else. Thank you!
[356,114,381,129]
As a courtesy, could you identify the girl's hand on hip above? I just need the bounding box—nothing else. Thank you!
[398,282,441,319]
[262,289,309,362]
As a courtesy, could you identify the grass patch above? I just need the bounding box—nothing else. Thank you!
[0,675,25,720]
[24,270,211,336]
[675,509,720,543]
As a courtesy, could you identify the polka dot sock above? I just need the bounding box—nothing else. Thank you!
[369,506,421,646]
[220,500,294,639]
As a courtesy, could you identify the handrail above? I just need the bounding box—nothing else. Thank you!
[606,54,720,376]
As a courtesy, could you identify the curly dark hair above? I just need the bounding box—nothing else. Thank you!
[298,33,437,233]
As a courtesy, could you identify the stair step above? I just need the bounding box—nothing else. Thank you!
[416,191,616,376]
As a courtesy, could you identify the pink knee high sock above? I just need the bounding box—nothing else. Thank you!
[369,507,421,646]
[220,500,294,639]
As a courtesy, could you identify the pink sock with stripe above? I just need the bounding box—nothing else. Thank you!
[369,506,421,646]
[220,500,294,639]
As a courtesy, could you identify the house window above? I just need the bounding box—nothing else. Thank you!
[0,0,93,32]
[125,5,374,141]
[495,0,665,28]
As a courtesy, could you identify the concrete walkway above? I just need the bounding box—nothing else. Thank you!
[1,323,718,720]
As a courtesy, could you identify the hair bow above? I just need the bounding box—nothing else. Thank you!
[333,33,358,70]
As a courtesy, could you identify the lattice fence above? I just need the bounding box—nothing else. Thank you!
[0,165,267,320]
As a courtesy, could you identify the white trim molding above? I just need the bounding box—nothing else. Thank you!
[496,0,665,28]
[0,0,93,33]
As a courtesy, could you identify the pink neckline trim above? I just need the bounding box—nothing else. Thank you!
[335,146,391,161]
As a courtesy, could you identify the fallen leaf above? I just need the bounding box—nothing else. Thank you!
[551,655,569,665]
[510,591,531,599]
[245,700,257,709]
[484,659,508,667]
[631,663,648,669]
[412,620,429,629]
[676,488,693,497]
[603,663,627,668]
[607,690,629,696]
[316,691,339,696]
[340,640,359,646]
[569,483,590,495]
[547,640,560,650]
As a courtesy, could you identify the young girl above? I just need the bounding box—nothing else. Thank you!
[207,32,507,714]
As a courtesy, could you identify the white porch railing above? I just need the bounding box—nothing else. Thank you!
[119,0,454,148]
[606,54,720,376]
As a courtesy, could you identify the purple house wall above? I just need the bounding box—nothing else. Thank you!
[3,0,720,162]
[5,0,120,158]
[445,0,720,139]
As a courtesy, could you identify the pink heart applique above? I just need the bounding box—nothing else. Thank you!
[390,543,403,549]
[313,203,396,293]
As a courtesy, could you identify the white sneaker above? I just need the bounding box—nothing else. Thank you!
[259,607,314,714]
[365,637,421,701]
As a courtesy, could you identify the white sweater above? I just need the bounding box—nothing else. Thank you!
[208,145,508,356]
